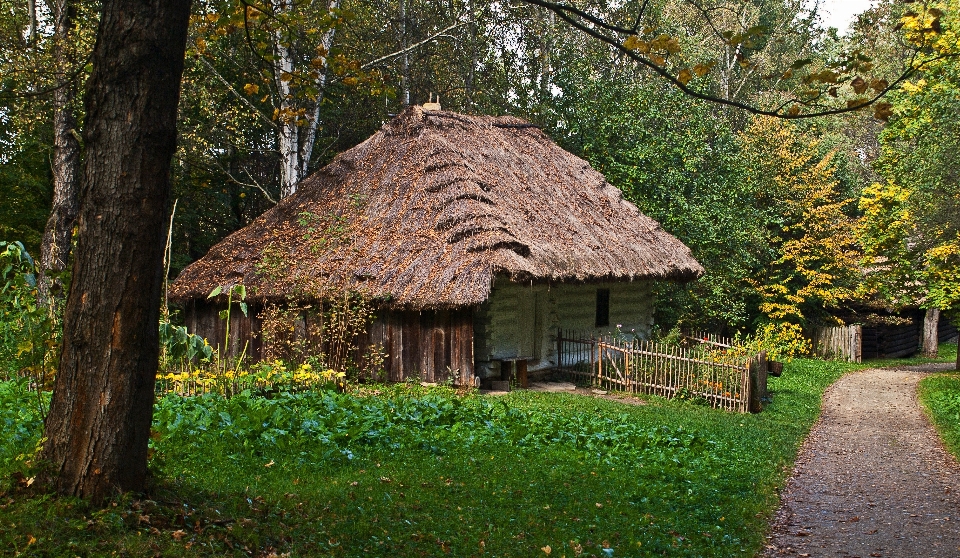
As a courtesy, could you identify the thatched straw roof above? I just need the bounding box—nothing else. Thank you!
[170,107,703,309]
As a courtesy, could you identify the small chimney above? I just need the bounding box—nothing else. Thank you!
[422,93,441,111]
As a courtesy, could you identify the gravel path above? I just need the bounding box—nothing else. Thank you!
[764,363,960,557]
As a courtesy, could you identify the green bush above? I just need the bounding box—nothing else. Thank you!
[0,378,46,479]
[0,241,59,392]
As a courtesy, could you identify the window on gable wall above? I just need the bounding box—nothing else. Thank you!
[595,288,610,328]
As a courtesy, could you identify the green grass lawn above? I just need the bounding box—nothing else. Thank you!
[919,374,960,457]
[917,342,960,463]
[2,351,947,558]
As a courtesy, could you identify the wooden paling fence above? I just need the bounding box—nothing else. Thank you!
[811,325,862,362]
[684,331,735,348]
[555,329,758,413]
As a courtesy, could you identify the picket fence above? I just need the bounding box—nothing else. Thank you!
[811,325,862,362]
[554,329,760,413]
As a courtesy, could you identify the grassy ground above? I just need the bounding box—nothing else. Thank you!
[1,350,951,558]
[868,340,957,369]
[917,342,960,462]
[919,374,960,457]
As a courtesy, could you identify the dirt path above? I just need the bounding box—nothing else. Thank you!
[764,363,960,557]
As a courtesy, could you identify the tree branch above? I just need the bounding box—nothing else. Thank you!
[361,21,465,70]
[518,0,954,119]
[198,56,277,129]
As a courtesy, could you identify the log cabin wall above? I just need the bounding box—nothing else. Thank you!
[861,321,921,359]
[184,299,263,361]
[939,320,958,343]
[473,278,655,380]
[366,309,474,385]
[182,301,474,385]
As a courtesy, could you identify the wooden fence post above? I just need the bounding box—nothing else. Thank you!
[748,351,767,413]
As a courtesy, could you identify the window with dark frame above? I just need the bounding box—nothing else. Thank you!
[595,288,610,328]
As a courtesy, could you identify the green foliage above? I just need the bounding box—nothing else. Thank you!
[1,357,869,556]
[0,242,58,398]
[0,377,46,477]
[545,54,864,333]
[0,141,51,256]
[159,320,213,368]
[547,76,760,330]
[152,388,716,466]
[0,0,97,255]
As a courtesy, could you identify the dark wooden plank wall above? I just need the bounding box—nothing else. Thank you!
[862,322,920,359]
[939,320,958,343]
[366,309,474,385]
[183,302,474,385]
[184,299,263,361]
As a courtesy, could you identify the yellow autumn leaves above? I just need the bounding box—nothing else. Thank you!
[858,181,960,312]
[740,117,860,325]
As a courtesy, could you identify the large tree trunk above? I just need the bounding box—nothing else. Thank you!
[37,0,81,307]
[41,0,192,503]
[922,307,940,358]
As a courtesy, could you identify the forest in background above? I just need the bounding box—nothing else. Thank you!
[1,0,957,335]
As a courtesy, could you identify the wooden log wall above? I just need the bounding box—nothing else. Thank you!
[184,299,263,361]
[940,320,959,343]
[366,309,474,385]
[811,325,862,363]
[862,322,920,359]
[183,302,474,385]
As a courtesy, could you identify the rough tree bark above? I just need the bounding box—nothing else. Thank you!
[37,0,81,307]
[922,307,940,358]
[41,0,192,503]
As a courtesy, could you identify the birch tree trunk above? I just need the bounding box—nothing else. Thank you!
[41,0,191,503]
[276,0,339,199]
[38,0,81,307]
[922,307,940,358]
[400,0,410,106]
[27,0,38,40]
[275,28,299,199]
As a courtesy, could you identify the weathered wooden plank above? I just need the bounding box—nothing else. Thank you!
[416,311,439,382]
[400,312,418,380]
[459,309,474,385]
[388,311,404,382]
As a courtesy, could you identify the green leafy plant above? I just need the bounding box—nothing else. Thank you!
[0,241,58,420]
[158,319,213,370]
[208,282,249,365]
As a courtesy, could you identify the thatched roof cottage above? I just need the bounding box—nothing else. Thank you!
[170,106,703,385]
